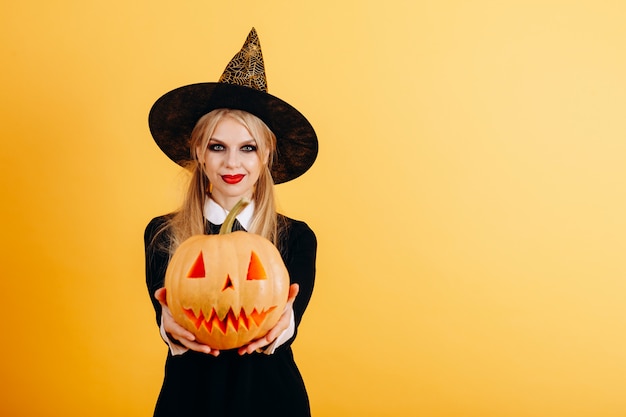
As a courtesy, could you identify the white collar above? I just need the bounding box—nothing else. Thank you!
[203,198,255,230]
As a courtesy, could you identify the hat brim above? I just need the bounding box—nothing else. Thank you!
[148,83,318,184]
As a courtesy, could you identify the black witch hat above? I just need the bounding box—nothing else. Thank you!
[148,28,318,184]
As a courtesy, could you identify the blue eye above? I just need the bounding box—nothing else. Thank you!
[241,145,257,152]
[208,144,225,152]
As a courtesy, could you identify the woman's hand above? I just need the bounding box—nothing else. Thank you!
[154,287,220,357]
[237,283,299,355]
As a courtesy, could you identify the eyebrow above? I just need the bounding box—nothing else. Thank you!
[208,138,258,146]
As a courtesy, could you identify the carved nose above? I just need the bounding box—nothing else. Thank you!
[222,275,234,291]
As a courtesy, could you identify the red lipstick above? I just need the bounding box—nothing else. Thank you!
[222,174,245,184]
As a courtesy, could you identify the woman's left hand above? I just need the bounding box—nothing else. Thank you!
[237,283,299,355]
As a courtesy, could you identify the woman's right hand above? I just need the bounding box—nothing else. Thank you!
[154,288,220,357]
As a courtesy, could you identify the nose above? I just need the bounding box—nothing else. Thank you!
[225,149,241,168]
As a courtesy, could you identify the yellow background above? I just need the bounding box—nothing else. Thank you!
[2,1,626,416]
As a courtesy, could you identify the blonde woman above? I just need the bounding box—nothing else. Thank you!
[145,29,318,417]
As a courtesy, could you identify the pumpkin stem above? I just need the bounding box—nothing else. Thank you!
[219,198,250,235]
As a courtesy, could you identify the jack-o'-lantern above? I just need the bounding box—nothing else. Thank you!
[165,199,289,350]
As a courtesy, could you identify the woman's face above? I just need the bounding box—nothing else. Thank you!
[197,116,269,210]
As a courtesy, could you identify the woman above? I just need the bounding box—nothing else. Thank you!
[144,29,318,416]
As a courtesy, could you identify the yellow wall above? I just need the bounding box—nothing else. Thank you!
[2,1,626,416]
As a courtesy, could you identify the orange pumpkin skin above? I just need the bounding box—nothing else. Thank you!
[165,231,289,350]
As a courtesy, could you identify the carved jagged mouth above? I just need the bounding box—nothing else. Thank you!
[184,306,277,334]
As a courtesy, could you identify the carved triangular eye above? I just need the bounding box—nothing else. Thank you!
[246,251,267,280]
[222,274,234,291]
[187,251,205,278]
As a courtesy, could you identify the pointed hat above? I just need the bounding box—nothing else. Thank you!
[148,28,318,184]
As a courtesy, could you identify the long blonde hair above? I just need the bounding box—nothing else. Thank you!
[162,108,279,255]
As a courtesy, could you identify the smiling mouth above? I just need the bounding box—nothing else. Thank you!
[184,306,277,334]
[222,174,245,184]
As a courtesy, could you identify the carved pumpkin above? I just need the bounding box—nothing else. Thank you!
[165,199,289,350]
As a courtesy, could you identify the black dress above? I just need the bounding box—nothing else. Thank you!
[144,214,317,417]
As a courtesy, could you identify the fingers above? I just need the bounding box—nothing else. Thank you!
[178,338,220,356]
[162,311,195,342]
[287,283,299,303]
[240,311,290,354]
[156,285,301,357]
[165,318,220,356]
[157,288,193,343]
[158,291,219,356]
[154,287,167,305]
[238,284,300,356]
[237,333,269,355]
